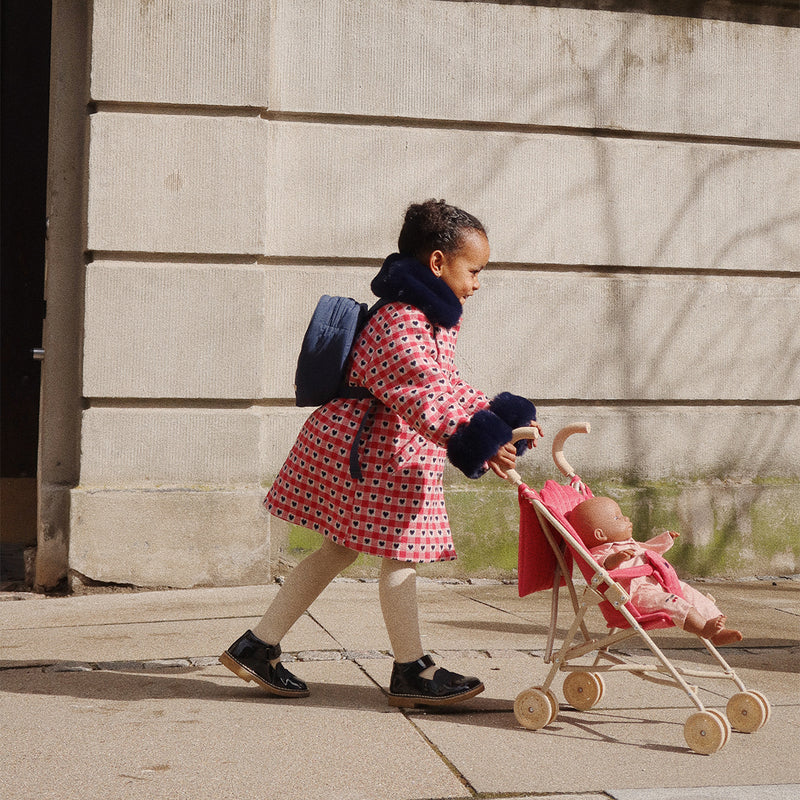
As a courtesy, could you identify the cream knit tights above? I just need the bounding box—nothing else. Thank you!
[253,537,357,646]
[378,557,425,665]
[252,538,425,667]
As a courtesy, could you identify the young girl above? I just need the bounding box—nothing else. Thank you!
[221,199,542,706]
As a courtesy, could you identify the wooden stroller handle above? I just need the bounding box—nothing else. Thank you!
[511,426,542,446]
[503,427,542,486]
[552,422,591,478]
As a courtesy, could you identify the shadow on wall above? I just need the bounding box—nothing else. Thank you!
[439,1,800,28]
[476,10,799,476]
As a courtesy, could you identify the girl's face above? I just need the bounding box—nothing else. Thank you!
[430,229,490,304]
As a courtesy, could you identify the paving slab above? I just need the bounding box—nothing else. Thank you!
[0,607,336,668]
[0,584,280,628]
[14,616,344,668]
[608,787,800,800]
[0,660,466,800]
[356,652,799,797]
[1,580,798,800]
[309,578,550,654]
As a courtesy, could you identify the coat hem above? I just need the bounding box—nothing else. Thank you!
[266,505,459,564]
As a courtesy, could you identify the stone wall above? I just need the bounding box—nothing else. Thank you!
[63,0,799,587]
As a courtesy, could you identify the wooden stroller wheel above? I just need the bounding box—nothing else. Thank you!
[544,687,560,724]
[749,690,772,725]
[562,672,605,711]
[726,691,769,733]
[709,709,731,748]
[684,710,731,754]
[514,687,557,730]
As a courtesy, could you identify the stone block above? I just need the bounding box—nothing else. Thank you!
[270,0,799,141]
[457,270,800,402]
[69,488,271,588]
[492,405,800,482]
[34,483,70,589]
[83,262,268,399]
[79,407,263,485]
[258,406,311,477]
[258,404,800,485]
[90,0,269,106]
[87,113,265,254]
[263,123,799,271]
[283,470,800,580]
[253,262,799,406]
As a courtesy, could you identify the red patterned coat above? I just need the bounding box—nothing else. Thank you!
[265,254,536,563]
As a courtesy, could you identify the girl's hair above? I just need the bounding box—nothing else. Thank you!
[397,199,486,259]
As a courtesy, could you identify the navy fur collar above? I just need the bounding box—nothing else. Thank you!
[370,253,462,329]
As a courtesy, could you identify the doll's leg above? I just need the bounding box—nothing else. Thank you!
[679,581,742,645]
[253,537,358,648]
[634,582,740,644]
[633,583,692,626]
[679,581,722,620]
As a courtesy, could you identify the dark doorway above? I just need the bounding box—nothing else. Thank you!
[1,0,52,585]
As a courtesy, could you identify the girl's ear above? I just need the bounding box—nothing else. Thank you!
[428,249,445,277]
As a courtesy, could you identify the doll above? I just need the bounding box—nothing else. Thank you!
[567,496,742,646]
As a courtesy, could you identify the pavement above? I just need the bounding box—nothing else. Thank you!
[1,576,798,800]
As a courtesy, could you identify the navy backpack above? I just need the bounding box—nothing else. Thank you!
[294,295,386,408]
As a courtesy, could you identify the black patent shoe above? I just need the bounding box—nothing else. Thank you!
[387,654,484,707]
[219,630,309,698]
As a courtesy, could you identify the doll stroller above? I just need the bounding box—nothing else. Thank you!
[506,424,770,755]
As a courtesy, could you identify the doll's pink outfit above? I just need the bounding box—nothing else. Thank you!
[589,532,723,629]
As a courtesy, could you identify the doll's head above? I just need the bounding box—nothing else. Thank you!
[397,199,489,304]
[567,496,633,549]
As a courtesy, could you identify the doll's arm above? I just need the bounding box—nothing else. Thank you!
[642,530,679,555]
[603,548,637,571]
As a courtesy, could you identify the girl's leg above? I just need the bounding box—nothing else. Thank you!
[378,557,430,669]
[221,537,358,697]
[253,537,358,650]
[379,556,484,705]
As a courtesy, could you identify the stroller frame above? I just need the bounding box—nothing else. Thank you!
[507,424,771,755]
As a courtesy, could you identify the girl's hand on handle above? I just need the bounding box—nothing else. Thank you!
[494,423,544,480]
[488,442,517,478]
[524,421,543,448]
[511,422,544,449]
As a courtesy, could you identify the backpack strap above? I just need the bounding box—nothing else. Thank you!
[336,297,392,400]
[348,400,375,482]
[342,298,401,481]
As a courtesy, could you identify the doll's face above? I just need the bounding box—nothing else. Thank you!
[569,497,633,548]
[429,229,489,304]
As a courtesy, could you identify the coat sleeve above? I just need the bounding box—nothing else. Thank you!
[349,305,522,478]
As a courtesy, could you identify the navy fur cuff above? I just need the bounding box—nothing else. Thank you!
[489,392,537,456]
[446,409,513,479]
